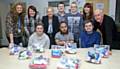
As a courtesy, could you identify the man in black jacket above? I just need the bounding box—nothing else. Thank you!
[94,9,117,51]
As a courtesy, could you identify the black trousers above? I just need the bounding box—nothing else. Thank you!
[47,34,55,49]
[7,36,22,45]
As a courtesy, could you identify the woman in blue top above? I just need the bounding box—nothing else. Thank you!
[80,20,101,48]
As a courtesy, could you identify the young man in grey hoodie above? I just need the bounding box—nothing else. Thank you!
[28,23,50,50]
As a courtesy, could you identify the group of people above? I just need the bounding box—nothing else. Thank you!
[6,2,116,51]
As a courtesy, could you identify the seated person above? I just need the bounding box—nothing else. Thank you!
[80,20,101,48]
[55,21,74,46]
[28,23,50,50]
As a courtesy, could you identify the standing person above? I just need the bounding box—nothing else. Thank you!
[67,2,83,48]
[83,3,94,21]
[94,9,117,51]
[42,7,59,48]
[28,23,50,50]
[24,5,41,37]
[80,20,101,48]
[6,2,26,48]
[55,21,74,46]
[56,2,67,22]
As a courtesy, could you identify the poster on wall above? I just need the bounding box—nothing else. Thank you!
[70,0,86,13]
[96,3,104,10]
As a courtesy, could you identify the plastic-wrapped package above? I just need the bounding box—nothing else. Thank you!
[65,43,77,54]
[57,56,80,69]
[9,44,21,55]
[86,49,102,64]
[29,55,49,69]
[94,45,110,58]
[51,49,63,58]
[18,50,32,60]
[29,43,45,53]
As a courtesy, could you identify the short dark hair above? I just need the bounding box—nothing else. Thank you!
[35,22,44,29]
[59,21,68,34]
[60,21,67,24]
[57,2,65,7]
[83,20,94,27]
[59,21,68,27]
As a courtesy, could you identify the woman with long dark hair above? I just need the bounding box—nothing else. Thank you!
[24,5,41,37]
[83,3,94,21]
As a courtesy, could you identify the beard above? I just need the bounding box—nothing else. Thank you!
[60,30,68,34]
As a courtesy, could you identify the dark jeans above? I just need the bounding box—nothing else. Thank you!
[47,34,55,49]
[7,36,22,45]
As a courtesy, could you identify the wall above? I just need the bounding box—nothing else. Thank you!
[109,0,116,20]
[0,0,12,46]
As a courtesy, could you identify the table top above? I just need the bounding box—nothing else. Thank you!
[0,48,120,69]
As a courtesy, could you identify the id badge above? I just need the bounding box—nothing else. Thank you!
[18,29,21,33]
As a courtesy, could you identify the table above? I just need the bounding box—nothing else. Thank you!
[0,48,120,69]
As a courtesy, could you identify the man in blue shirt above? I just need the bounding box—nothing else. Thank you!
[80,20,101,48]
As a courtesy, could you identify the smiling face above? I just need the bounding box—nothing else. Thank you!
[29,8,36,17]
[84,7,90,14]
[84,22,94,32]
[94,9,103,23]
[58,4,65,12]
[16,4,23,14]
[70,3,77,13]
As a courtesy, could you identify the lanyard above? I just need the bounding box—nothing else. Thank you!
[18,16,21,32]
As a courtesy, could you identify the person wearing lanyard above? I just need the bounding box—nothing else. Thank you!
[6,2,25,48]
[42,7,59,48]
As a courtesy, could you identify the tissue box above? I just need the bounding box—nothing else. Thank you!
[51,49,62,58]
[57,56,80,69]
[86,49,102,64]
[29,55,49,69]
[9,44,21,55]
[18,50,32,60]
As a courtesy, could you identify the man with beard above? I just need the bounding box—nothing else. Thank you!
[55,21,74,46]
[27,23,50,50]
